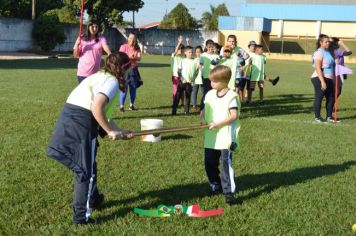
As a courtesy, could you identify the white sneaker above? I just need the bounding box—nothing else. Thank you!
[326,117,340,123]
[314,118,324,123]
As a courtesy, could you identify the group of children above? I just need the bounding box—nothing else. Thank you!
[170,34,280,115]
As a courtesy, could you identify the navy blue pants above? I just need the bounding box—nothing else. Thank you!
[311,77,335,119]
[47,103,101,223]
[204,148,236,194]
[120,67,142,106]
[172,82,193,113]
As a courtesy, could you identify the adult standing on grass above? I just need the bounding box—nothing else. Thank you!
[329,37,352,97]
[47,52,133,225]
[311,34,336,123]
[119,32,143,112]
[73,20,111,84]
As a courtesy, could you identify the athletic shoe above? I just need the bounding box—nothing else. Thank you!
[129,105,136,111]
[258,100,265,105]
[271,76,280,86]
[90,193,104,209]
[171,110,177,116]
[210,188,223,196]
[75,217,97,225]
[119,107,125,112]
[245,101,253,106]
[224,193,241,205]
[314,117,324,123]
[326,117,341,123]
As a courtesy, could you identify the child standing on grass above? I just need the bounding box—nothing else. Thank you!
[221,35,249,101]
[200,65,241,205]
[200,40,220,109]
[172,46,199,115]
[247,45,265,105]
[46,52,133,225]
[247,45,279,105]
[192,46,203,110]
[245,42,279,105]
[211,45,238,91]
[237,40,257,102]
[171,36,185,106]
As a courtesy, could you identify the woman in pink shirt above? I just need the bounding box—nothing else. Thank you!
[119,32,143,111]
[73,20,111,83]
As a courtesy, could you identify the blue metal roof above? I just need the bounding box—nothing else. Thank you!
[218,16,271,32]
[239,3,356,21]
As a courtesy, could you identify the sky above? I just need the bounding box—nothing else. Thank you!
[123,0,243,26]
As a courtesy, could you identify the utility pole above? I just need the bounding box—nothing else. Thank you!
[133,10,135,28]
[165,0,168,16]
[32,0,36,20]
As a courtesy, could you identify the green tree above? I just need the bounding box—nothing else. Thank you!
[160,3,198,30]
[32,11,66,51]
[48,3,78,24]
[62,0,144,29]
[0,0,63,19]
[201,3,229,30]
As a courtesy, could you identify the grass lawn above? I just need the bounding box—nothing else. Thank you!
[0,55,355,235]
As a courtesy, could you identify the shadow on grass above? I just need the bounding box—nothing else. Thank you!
[112,110,200,120]
[0,58,77,69]
[137,105,172,110]
[237,160,356,202]
[139,63,170,68]
[339,114,356,121]
[242,93,314,118]
[162,134,193,140]
[113,94,313,121]
[98,160,355,223]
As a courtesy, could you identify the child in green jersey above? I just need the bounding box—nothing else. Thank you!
[200,65,241,205]
[172,46,199,115]
[199,39,220,110]
[171,36,185,105]
[246,44,279,105]
[192,46,203,110]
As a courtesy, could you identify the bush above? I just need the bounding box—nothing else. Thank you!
[32,11,66,52]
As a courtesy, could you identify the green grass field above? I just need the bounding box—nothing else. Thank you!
[0,55,355,235]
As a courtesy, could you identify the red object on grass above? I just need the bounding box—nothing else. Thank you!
[189,204,224,218]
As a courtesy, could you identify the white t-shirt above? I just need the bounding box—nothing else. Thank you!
[204,89,240,150]
[67,71,119,118]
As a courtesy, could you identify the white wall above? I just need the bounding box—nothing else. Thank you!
[0,17,124,52]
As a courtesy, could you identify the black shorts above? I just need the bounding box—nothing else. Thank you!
[247,80,257,91]
[236,78,247,90]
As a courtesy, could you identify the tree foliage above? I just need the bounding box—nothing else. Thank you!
[32,11,66,51]
[0,0,63,19]
[69,0,144,29]
[0,0,144,28]
[201,3,229,30]
[160,3,198,30]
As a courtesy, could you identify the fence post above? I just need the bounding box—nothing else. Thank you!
[305,34,308,54]
[281,38,284,54]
